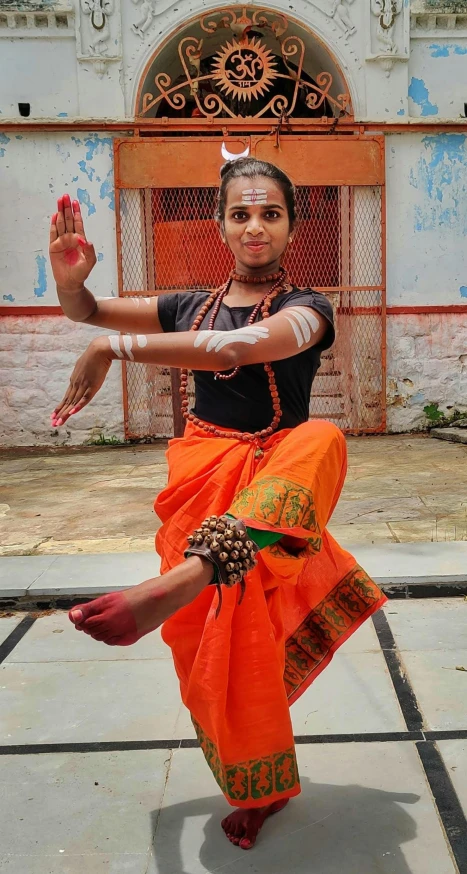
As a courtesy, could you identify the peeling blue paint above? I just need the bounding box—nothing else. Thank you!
[34,255,47,298]
[97,252,104,262]
[72,175,78,182]
[15,135,23,140]
[460,287,467,298]
[99,176,115,210]
[410,391,425,405]
[410,134,467,232]
[76,188,96,216]
[0,132,10,157]
[58,112,68,117]
[78,159,95,182]
[429,43,467,58]
[84,134,112,162]
[408,78,438,116]
[3,294,14,302]
[397,108,405,116]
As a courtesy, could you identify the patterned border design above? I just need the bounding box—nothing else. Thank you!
[230,476,321,545]
[192,719,299,804]
[284,564,382,699]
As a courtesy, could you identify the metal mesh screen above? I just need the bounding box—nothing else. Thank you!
[118,185,384,437]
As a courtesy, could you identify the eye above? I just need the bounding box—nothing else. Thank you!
[265,210,281,219]
[232,210,248,221]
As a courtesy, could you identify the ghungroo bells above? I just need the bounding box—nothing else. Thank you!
[185,515,258,616]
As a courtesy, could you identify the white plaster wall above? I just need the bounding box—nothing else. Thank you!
[0,315,124,446]
[386,132,467,307]
[0,131,118,306]
[409,39,467,120]
[0,38,79,118]
[387,313,467,432]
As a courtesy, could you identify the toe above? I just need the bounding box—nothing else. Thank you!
[69,600,98,625]
[239,836,254,850]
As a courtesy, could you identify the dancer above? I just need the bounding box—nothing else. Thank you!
[49,156,386,850]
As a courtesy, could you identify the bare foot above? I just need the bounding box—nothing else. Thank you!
[68,556,213,646]
[221,798,289,850]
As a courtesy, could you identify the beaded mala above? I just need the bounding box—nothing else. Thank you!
[179,267,288,443]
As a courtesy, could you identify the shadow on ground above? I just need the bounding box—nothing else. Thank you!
[149,776,420,874]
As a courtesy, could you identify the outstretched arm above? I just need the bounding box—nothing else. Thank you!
[51,305,329,425]
[49,193,164,333]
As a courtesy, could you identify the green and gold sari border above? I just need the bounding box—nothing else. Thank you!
[284,564,385,702]
[192,718,300,806]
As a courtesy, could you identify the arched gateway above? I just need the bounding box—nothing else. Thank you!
[115,6,385,438]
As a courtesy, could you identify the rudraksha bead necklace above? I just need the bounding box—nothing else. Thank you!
[229,269,283,285]
[179,268,288,443]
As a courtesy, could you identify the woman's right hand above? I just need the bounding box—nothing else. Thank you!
[49,194,97,291]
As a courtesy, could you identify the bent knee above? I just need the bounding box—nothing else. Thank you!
[296,419,346,449]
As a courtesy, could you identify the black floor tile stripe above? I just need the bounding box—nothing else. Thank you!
[417,741,467,873]
[3,729,467,756]
[373,610,467,874]
[372,610,424,731]
[0,615,36,664]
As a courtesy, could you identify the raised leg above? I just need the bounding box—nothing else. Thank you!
[68,556,213,645]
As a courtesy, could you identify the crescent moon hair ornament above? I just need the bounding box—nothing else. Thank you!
[221,141,250,164]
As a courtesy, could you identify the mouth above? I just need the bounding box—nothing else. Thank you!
[244,241,268,252]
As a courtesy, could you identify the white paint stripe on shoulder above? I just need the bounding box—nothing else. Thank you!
[291,305,320,333]
[285,313,305,348]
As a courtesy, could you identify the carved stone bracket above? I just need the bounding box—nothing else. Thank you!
[366,0,409,76]
[76,0,122,76]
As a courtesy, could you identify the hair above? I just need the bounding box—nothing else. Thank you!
[216,157,296,227]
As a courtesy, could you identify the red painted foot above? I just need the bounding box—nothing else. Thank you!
[69,593,139,646]
[221,798,289,849]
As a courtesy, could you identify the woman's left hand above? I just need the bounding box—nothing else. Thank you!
[51,338,112,427]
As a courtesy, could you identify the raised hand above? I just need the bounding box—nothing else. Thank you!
[49,193,97,291]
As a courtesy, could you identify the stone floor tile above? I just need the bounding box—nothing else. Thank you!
[327,522,396,544]
[7,613,172,662]
[385,599,467,651]
[0,615,25,646]
[437,740,467,816]
[0,750,168,871]
[0,659,181,743]
[389,519,467,542]
[400,650,467,730]
[34,536,157,556]
[147,743,456,874]
[0,555,57,596]
[0,854,149,873]
[351,542,467,583]
[331,496,429,525]
[291,651,405,735]
[27,552,161,595]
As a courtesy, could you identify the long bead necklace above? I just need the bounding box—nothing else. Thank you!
[179,268,288,442]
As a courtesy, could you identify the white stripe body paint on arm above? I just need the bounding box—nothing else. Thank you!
[136,335,148,348]
[122,335,134,361]
[284,306,321,348]
[193,324,269,352]
[108,335,124,359]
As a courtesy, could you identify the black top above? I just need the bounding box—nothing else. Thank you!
[157,287,335,433]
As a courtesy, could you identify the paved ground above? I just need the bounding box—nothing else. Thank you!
[1,598,466,873]
[1,434,467,557]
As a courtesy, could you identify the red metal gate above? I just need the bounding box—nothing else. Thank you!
[115,134,385,437]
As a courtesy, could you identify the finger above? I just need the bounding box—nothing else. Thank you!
[56,197,66,235]
[49,213,58,244]
[72,200,85,238]
[51,388,75,425]
[63,193,74,233]
[57,387,92,425]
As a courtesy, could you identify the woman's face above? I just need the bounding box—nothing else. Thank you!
[221,175,292,274]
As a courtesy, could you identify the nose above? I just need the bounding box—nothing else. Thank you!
[245,216,264,236]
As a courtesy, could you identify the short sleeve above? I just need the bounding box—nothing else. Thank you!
[278,288,335,351]
[156,293,181,333]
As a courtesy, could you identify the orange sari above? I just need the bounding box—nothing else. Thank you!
[155,419,386,809]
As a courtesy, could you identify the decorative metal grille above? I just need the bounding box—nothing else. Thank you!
[138,6,351,120]
[119,184,384,438]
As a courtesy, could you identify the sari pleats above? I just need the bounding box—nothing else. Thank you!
[155,420,386,808]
